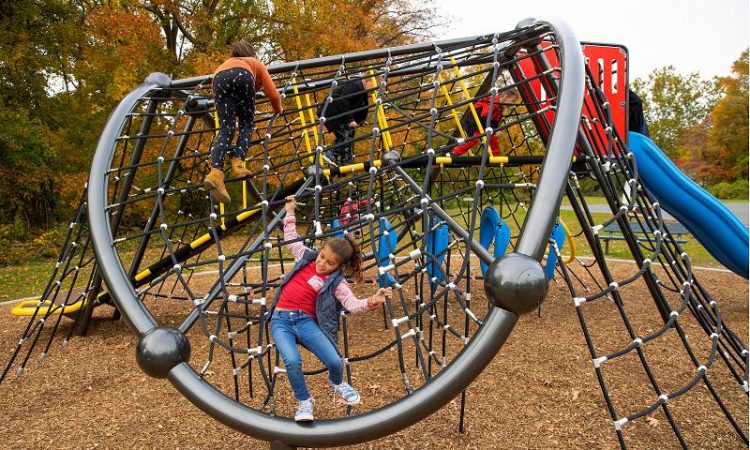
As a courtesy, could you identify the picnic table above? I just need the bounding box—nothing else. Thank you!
[599,221,689,254]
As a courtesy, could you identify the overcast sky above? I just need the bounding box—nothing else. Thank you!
[433,0,749,81]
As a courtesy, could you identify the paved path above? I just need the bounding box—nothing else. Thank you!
[560,201,749,226]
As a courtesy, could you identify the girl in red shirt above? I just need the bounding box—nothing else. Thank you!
[270,196,390,422]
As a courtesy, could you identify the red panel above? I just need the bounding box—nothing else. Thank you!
[514,41,628,156]
[582,43,628,142]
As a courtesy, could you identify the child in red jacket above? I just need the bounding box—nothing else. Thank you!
[451,89,518,157]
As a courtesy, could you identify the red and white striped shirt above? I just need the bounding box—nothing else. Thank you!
[275,215,371,317]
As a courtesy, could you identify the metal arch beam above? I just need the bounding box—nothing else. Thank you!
[513,19,586,260]
[167,308,517,447]
[78,95,162,335]
[168,26,545,90]
[88,73,172,335]
[88,18,585,448]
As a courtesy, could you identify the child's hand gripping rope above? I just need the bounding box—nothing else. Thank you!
[285,195,297,215]
[367,287,391,309]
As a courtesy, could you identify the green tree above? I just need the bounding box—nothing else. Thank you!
[0,0,84,231]
[0,0,443,241]
[632,66,720,157]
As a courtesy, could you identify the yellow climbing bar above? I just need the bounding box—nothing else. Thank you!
[449,56,486,150]
[131,208,262,283]
[438,73,467,140]
[12,299,84,317]
[242,179,248,209]
[559,219,576,264]
[368,70,393,151]
[321,155,520,177]
[434,156,509,165]
[322,160,381,177]
[134,268,152,282]
[339,162,367,175]
[291,78,315,164]
[191,233,212,249]
[236,207,261,223]
[304,93,319,147]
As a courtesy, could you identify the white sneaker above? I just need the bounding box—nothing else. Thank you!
[322,151,338,167]
[294,398,314,422]
[333,382,361,405]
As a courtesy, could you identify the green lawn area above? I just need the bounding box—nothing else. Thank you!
[560,195,609,206]
[0,259,58,301]
[555,209,721,267]
[441,202,720,266]
[0,230,286,304]
[0,202,727,304]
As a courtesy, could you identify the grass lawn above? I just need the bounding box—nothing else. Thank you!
[555,209,721,267]
[0,259,58,301]
[560,195,609,206]
[0,202,729,304]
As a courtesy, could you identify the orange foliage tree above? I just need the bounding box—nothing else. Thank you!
[0,0,443,238]
[267,0,439,61]
[673,49,748,186]
[706,49,749,182]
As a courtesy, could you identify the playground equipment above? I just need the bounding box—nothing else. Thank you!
[628,131,749,278]
[2,18,747,449]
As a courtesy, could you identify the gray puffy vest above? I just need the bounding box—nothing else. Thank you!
[268,248,346,352]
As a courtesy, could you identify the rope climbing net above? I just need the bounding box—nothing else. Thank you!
[2,18,746,449]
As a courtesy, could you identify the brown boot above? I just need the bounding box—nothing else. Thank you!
[230,157,252,178]
[203,168,231,204]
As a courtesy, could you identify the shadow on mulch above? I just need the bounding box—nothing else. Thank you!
[0,262,746,450]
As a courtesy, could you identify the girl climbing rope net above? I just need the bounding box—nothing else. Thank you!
[271,195,389,421]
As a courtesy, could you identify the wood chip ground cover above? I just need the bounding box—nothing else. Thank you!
[0,262,746,449]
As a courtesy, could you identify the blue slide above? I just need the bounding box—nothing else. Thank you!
[628,131,748,278]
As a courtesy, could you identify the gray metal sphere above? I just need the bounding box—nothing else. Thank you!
[136,327,191,379]
[516,18,539,29]
[483,253,549,315]
[305,165,323,178]
[382,151,401,166]
[144,72,172,87]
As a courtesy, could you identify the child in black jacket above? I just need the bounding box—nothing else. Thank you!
[317,77,374,166]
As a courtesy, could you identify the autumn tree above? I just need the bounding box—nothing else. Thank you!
[117,0,441,72]
[267,0,439,61]
[0,0,85,231]
[0,0,443,240]
[115,0,273,74]
[632,66,720,158]
[706,49,749,181]
[673,120,716,183]
[670,50,748,188]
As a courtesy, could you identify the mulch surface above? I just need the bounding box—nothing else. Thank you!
[0,261,746,450]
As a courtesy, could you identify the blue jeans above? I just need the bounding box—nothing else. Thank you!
[271,310,344,401]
